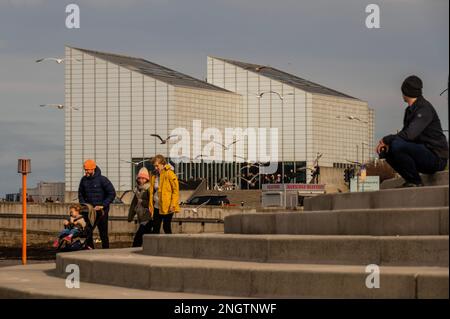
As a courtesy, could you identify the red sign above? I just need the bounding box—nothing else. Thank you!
[262,183,325,191]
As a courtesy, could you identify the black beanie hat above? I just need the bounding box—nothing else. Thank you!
[401,75,423,98]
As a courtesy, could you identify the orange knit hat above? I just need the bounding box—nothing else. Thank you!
[83,159,97,170]
[137,167,150,181]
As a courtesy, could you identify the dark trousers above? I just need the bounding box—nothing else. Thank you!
[132,221,153,247]
[386,137,447,184]
[86,211,109,249]
[152,208,174,234]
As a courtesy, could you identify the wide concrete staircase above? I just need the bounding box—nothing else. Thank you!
[1,180,448,298]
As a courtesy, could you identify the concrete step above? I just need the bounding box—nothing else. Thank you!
[224,207,449,236]
[304,185,448,211]
[0,263,235,299]
[381,171,449,189]
[141,234,449,267]
[55,248,448,298]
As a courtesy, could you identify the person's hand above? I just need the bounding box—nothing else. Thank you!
[170,206,176,213]
[63,220,69,226]
[94,205,103,211]
[376,140,387,154]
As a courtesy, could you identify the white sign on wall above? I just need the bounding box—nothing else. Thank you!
[350,176,380,192]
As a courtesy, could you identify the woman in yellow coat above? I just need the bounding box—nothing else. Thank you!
[149,154,180,234]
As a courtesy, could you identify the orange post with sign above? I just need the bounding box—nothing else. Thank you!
[18,159,31,265]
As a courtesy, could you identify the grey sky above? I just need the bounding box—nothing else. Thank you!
[0,0,448,196]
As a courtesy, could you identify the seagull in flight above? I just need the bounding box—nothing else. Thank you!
[296,166,314,172]
[336,115,368,123]
[235,173,261,185]
[150,134,180,144]
[185,199,211,215]
[212,139,239,150]
[120,159,149,166]
[119,190,135,201]
[256,91,294,100]
[255,65,269,72]
[313,153,323,166]
[35,57,81,64]
[39,104,79,110]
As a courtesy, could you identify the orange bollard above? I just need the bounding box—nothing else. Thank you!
[18,159,31,265]
[22,173,27,265]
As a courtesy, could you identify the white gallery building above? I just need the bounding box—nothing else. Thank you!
[64,46,374,198]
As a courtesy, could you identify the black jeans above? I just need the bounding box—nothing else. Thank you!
[152,208,174,234]
[86,211,109,249]
[132,221,153,247]
[386,137,447,184]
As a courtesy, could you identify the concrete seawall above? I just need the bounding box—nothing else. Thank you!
[0,203,256,246]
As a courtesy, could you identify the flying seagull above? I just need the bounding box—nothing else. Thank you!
[39,104,79,110]
[296,166,314,172]
[184,199,211,215]
[255,65,268,72]
[212,139,239,150]
[120,159,149,166]
[35,57,81,64]
[256,91,294,100]
[150,134,180,144]
[119,190,135,201]
[235,173,261,185]
[312,153,323,166]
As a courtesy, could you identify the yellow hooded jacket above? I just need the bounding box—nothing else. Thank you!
[149,164,180,216]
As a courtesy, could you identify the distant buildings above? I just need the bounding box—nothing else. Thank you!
[64,46,374,198]
[207,56,374,186]
[5,181,65,203]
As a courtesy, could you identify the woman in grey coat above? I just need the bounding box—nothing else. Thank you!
[128,167,153,247]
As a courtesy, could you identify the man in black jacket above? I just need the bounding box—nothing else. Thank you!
[376,75,448,187]
[78,159,116,248]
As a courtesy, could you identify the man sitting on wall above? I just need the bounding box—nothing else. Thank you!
[376,75,448,187]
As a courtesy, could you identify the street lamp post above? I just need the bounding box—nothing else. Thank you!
[257,90,289,205]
